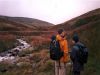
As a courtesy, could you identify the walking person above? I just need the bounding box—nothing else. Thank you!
[70,34,88,75]
[50,29,69,75]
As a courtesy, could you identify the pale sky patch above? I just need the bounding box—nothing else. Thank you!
[0,0,100,24]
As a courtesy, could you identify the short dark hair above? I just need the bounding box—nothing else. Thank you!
[58,29,64,34]
[72,34,79,43]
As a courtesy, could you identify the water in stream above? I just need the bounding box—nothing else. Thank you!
[0,39,31,62]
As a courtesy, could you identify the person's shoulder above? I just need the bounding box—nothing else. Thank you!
[72,45,79,51]
[73,42,83,50]
[56,34,61,39]
[77,42,85,47]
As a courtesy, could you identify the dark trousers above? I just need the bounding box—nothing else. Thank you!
[73,71,80,75]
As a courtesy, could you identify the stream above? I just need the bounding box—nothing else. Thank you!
[0,39,31,62]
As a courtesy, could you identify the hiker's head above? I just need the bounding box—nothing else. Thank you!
[51,35,56,40]
[58,29,65,37]
[72,33,79,43]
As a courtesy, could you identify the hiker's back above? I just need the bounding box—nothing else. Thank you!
[71,42,88,64]
[76,42,88,64]
[49,35,63,60]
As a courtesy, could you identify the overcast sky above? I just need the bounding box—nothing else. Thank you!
[0,0,100,24]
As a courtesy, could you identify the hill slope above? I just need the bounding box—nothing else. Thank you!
[52,8,100,75]
[0,16,54,27]
[75,21,100,75]
[58,18,99,75]
[0,16,54,31]
[50,8,100,31]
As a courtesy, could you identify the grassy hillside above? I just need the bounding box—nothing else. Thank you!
[73,14,100,28]
[50,8,100,31]
[0,16,54,26]
[0,18,34,31]
[0,16,54,32]
[77,21,100,75]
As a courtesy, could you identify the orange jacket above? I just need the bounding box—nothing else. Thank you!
[56,34,69,63]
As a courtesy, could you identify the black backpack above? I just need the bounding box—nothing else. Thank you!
[49,35,64,60]
[76,44,88,64]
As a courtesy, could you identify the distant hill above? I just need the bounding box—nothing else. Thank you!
[50,8,100,31]
[0,16,54,31]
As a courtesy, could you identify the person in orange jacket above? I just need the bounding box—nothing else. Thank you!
[56,30,69,63]
[55,29,69,75]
